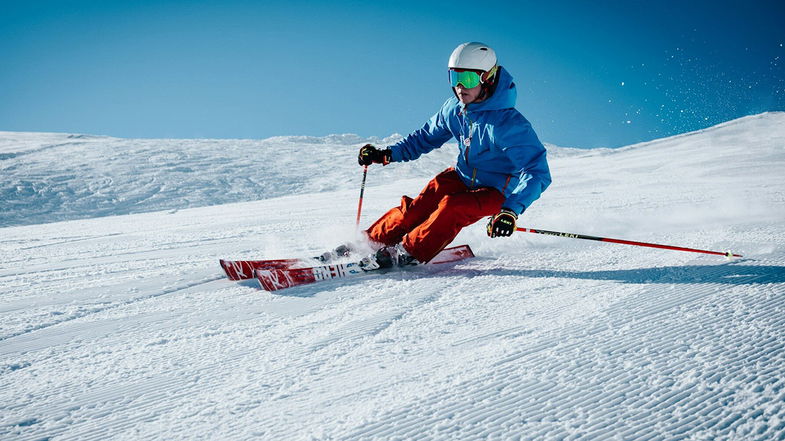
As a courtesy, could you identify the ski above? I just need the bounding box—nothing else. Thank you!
[219,258,310,281]
[219,245,357,280]
[256,244,474,292]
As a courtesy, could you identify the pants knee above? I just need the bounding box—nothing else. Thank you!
[437,191,503,221]
[436,194,475,220]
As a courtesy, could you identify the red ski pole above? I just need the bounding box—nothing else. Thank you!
[516,227,742,258]
[355,165,368,228]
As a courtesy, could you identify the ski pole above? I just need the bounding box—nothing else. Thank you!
[355,165,368,228]
[516,227,742,258]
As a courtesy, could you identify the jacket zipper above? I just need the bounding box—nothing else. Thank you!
[462,109,475,186]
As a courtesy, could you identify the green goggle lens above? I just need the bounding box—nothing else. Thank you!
[449,69,482,89]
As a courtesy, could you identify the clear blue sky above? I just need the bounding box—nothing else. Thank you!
[1,0,783,148]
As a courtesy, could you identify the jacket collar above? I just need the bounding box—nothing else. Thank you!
[459,66,517,113]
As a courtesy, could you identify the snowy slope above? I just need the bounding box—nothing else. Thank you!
[1,113,784,440]
[0,129,582,228]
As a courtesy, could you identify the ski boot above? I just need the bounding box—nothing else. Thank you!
[318,243,356,263]
[359,243,420,271]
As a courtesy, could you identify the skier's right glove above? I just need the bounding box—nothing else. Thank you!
[487,208,518,238]
[358,144,391,166]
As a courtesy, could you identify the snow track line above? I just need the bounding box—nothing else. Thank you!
[0,275,224,346]
[16,232,125,251]
[0,141,82,162]
[0,240,225,278]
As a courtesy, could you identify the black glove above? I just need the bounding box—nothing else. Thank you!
[358,144,391,166]
[487,208,517,238]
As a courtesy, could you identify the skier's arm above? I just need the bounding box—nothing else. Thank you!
[495,117,552,215]
[389,101,454,163]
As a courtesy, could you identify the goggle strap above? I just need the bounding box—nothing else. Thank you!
[483,65,498,83]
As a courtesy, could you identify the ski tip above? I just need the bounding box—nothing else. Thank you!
[255,269,281,291]
[725,250,742,259]
[218,259,237,280]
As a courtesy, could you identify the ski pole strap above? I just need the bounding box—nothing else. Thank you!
[516,227,742,258]
[356,165,368,228]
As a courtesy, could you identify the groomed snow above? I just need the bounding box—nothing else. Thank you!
[1,112,784,440]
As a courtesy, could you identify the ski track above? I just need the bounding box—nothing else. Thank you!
[2,115,785,440]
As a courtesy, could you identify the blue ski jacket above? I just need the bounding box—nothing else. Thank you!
[388,66,551,215]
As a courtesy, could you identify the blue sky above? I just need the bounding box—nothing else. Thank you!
[1,0,783,148]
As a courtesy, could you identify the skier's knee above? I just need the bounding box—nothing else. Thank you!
[399,195,413,210]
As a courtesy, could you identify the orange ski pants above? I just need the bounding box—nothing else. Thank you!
[366,168,505,262]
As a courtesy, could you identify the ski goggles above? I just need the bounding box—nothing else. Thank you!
[448,65,497,89]
[449,69,483,89]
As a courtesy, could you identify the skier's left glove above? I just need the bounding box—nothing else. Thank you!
[487,208,517,238]
[358,144,391,166]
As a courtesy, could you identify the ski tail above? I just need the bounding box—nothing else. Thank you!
[256,244,474,292]
[429,244,474,263]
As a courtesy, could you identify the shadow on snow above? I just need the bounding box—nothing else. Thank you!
[476,261,785,286]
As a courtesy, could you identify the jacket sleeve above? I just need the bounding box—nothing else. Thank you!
[389,99,455,162]
[496,115,552,215]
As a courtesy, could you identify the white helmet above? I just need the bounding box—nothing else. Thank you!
[448,42,497,72]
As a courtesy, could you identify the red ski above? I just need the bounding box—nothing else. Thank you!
[256,245,474,292]
[219,258,309,281]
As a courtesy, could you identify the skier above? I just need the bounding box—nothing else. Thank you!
[356,42,552,270]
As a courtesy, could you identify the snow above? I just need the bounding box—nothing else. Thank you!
[2,112,785,440]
